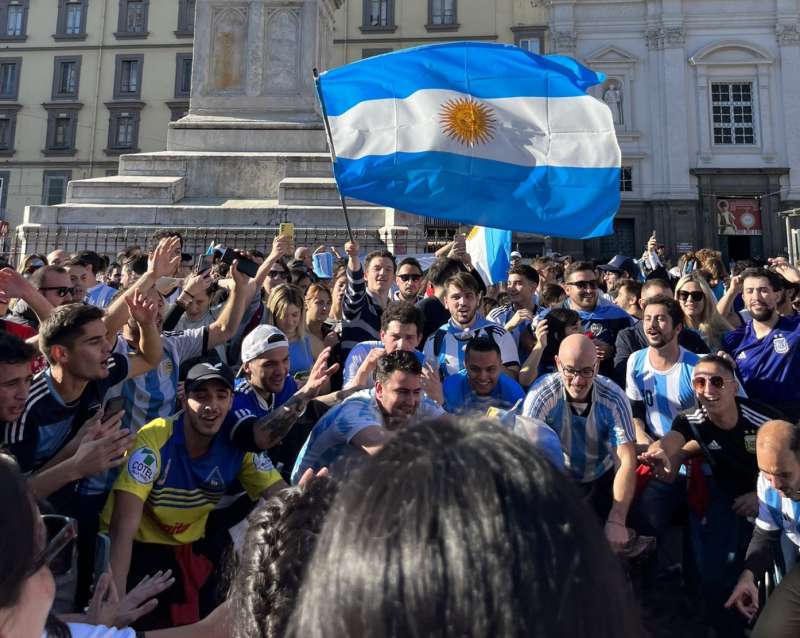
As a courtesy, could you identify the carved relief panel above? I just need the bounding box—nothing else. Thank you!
[211,5,248,94]
[265,7,301,94]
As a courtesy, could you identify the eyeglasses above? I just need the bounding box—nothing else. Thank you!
[561,365,596,379]
[677,290,704,303]
[398,273,422,282]
[33,515,78,577]
[39,286,75,297]
[692,375,732,391]
[566,280,597,290]
[268,270,289,279]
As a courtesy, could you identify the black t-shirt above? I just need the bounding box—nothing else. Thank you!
[417,296,451,345]
[672,398,784,497]
[1,353,129,473]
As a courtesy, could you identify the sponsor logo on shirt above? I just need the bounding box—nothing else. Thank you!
[253,451,273,472]
[708,440,722,451]
[737,352,747,360]
[774,335,789,355]
[128,447,159,484]
[202,467,225,490]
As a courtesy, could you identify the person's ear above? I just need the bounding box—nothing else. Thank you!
[50,344,69,365]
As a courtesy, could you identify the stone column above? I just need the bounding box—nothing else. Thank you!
[167,0,343,153]
[777,22,800,199]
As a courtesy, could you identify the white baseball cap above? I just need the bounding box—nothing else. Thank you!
[240,325,289,364]
[510,250,522,259]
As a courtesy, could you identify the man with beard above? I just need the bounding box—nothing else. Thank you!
[488,264,541,359]
[722,268,800,421]
[424,272,519,380]
[291,351,444,483]
[625,296,701,540]
[393,257,424,302]
[542,261,634,379]
[104,359,285,630]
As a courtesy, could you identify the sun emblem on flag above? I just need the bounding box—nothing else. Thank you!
[439,97,496,147]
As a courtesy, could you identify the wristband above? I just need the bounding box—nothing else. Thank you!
[605,520,626,528]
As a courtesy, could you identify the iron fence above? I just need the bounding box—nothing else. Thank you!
[0,224,459,267]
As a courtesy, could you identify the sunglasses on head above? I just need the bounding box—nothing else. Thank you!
[692,375,731,391]
[398,273,422,282]
[34,515,78,577]
[678,290,704,303]
[38,286,75,297]
[567,280,597,290]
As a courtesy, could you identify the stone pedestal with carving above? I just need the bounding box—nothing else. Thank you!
[21,0,399,250]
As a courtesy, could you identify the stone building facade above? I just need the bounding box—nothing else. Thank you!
[0,0,194,229]
[548,0,800,261]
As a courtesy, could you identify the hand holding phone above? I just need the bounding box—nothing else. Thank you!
[221,248,258,278]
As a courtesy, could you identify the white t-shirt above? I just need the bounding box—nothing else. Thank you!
[47,624,135,638]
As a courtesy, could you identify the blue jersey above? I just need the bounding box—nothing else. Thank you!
[625,347,699,438]
[291,388,444,484]
[487,303,542,359]
[232,376,298,420]
[722,315,800,407]
[755,473,800,549]
[442,370,525,413]
[522,373,635,483]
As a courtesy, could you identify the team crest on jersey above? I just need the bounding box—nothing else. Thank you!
[253,452,273,472]
[744,435,757,454]
[160,359,174,375]
[589,322,604,337]
[128,447,159,484]
[774,335,789,354]
[202,467,225,491]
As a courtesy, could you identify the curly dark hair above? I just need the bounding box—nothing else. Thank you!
[230,476,337,638]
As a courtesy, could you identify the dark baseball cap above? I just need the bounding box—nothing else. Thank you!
[598,255,639,279]
[184,359,235,393]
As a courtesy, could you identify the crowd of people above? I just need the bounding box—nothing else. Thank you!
[1,229,800,637]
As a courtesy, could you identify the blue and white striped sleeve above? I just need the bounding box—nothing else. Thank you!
[755,474,781,532]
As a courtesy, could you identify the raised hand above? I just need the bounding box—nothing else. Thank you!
[421,363,444,405]
[125,290,158,326]
[0,267,37,301]
[115,570,175,627]
[147,236,182,279]
[300,346,339,399]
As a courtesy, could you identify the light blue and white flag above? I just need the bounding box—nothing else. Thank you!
[316,42,621,239]
[466,225,511,285]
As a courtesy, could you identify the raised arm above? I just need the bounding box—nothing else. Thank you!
[109,490,146,595]
[103,236,182,343]
[0,268,54,324]
[124,290,162,379]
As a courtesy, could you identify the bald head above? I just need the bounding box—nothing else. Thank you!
[556,334,597,400]
[758,420,799,455]
[757,420,800,501]
[558,334,597,366]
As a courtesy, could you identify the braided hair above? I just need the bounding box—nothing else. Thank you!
[230,476,337,638]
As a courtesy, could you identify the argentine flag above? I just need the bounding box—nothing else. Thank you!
[466,226,511,285]
[316,42,621,239]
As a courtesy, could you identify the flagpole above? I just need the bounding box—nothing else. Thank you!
[313,67,355,245]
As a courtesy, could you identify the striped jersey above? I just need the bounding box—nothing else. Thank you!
[755,473,800,549]
[625,347,700,438]
[341,265,384,357]
[343,341,426,387]
[80,330,210,496]
[291,388,444,484]
[1,353,129,473]
[522,373,635,483]
[85,283,119,309]
[442,370,525,413]
[100,410,282,545]
[423,315,519,379]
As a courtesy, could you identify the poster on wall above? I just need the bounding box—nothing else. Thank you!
[716,198,762,236]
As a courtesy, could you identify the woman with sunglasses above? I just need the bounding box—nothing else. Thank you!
[262,258,290,296]
[0,453,167,638]
[674,273,732,351]
[639,355,784,636]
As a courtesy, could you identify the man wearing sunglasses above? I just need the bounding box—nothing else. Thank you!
[1,266,70,333]
[722,267,800,421]
[393,257,424,302]
[521,334,637,553]
[547,261,635,380]
[640,355,782,636]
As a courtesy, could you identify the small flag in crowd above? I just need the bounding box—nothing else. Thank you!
[466,226,511,286]
[315,41,621,239]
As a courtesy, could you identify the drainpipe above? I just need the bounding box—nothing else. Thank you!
[87,0,109,178]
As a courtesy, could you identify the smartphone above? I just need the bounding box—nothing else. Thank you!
[220,248,258,278]
[279,222,295,240]
[104,396,125,416]
[195,254,213,275]
[93,532,111,591]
